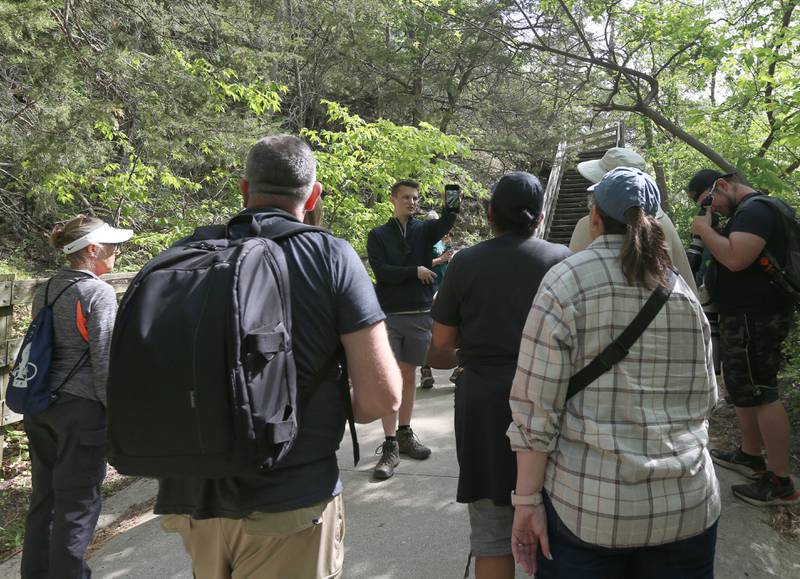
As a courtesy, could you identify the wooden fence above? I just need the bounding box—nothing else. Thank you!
[0,272,136,465]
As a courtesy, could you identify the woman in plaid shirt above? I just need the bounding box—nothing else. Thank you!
[508,168,720,579]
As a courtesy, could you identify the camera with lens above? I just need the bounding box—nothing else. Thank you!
[686,194,715,273]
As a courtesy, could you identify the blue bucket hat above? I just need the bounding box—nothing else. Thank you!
[589,167,661,222]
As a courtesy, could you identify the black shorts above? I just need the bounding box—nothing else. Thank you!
[719,311,792,407]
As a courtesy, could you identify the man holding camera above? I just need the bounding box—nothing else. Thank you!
[688,169,797,506]
[367,180,458,479]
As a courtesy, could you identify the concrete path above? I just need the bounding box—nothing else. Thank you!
[3,369,798,578]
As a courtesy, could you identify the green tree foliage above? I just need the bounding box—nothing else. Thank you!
[3,0,800,270]
[303,100,481,254]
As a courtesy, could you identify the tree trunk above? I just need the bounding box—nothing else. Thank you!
[642,118,670,210]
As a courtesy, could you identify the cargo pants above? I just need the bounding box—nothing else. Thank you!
[21,393,107,579]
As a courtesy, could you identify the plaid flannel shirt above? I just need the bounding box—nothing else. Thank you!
[508,235,720,548]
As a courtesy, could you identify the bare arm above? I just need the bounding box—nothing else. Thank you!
[426,321,459,369]
[692,216,766,272]
[342,321,402,423]
[432,249,455,267]
[512,451,552,575]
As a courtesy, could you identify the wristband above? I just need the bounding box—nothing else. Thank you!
[511,491,543,506]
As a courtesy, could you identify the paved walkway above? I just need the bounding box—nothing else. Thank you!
[3,369,799,577]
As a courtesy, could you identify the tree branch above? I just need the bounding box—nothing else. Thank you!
[557,0,595,59]
[595,101,741,175]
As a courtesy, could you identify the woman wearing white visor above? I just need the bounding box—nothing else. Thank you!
[21,215,132,579]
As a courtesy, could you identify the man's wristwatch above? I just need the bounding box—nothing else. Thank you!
[511,490,543,507]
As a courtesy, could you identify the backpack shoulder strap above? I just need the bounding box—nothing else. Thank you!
[191,224,227,241]
[46,275,90,307]
[566,270,678,401]
[261,219,327,242]
[734,193,787,218]
[225,212,327,242]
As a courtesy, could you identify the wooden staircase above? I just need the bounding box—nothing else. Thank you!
[537,124,624,245]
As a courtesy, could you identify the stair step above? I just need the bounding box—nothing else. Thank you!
[544,136,621,243]
[551,216,587,223]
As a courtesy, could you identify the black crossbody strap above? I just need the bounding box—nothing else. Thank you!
[338,354,359,467]
[308,345,359,467]
[566,270,678,401]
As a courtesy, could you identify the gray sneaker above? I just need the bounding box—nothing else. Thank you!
[710,447,766,480]
[397,428,431,460]
[373,440,400,479]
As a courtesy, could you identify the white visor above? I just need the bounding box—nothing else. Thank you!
[62,223,134,255]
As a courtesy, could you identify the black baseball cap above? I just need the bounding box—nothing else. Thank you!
[687,169,736,201]
[490,171,544,225]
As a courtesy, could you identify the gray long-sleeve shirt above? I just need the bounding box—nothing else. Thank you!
[31,269,118,406]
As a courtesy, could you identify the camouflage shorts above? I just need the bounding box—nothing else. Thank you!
[719,311,792,407]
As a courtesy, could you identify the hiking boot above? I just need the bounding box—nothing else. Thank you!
[710,447,766,479]
[449,366,463,384]
[732,472,800,507]
[397,428,431,460]
[420,366,435,389]
[373,440,400,480]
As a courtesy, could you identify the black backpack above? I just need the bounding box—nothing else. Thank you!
[107,213,356,477]
[735,194,800,302]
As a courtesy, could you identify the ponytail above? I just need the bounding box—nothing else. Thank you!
[599,207,672,289]
[49,214,106,262]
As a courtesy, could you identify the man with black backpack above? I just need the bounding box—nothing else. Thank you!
[129,135,402,578]
[689,169,798,507]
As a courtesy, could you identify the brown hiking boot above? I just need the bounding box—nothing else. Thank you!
[373,440,400,480]
[397,428,431,460]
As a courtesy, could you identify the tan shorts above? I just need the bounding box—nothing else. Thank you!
[160,494,345,579]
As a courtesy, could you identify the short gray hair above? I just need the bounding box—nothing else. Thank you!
[245,135,316,201]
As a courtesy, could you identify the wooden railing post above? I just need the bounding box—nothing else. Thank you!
[536,141,568,240]
[0,273,15,468]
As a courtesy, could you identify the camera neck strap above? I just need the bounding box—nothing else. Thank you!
[566,269,678,401]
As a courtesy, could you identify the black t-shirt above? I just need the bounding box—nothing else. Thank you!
[155,209,385,518]
[432,234,572,365]
[431,233,570,505]
[712,194,793,314]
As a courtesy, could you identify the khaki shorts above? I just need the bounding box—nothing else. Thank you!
[161,494,345,579]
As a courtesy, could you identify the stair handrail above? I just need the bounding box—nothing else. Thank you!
[536,140,568,240]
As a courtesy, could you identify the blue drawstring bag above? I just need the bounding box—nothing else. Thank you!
[8,278,88,415]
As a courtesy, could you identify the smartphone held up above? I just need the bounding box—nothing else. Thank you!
[444,184,461,211]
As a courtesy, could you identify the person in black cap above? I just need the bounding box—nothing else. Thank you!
[426,171,571,579]
[687,169,797,507]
